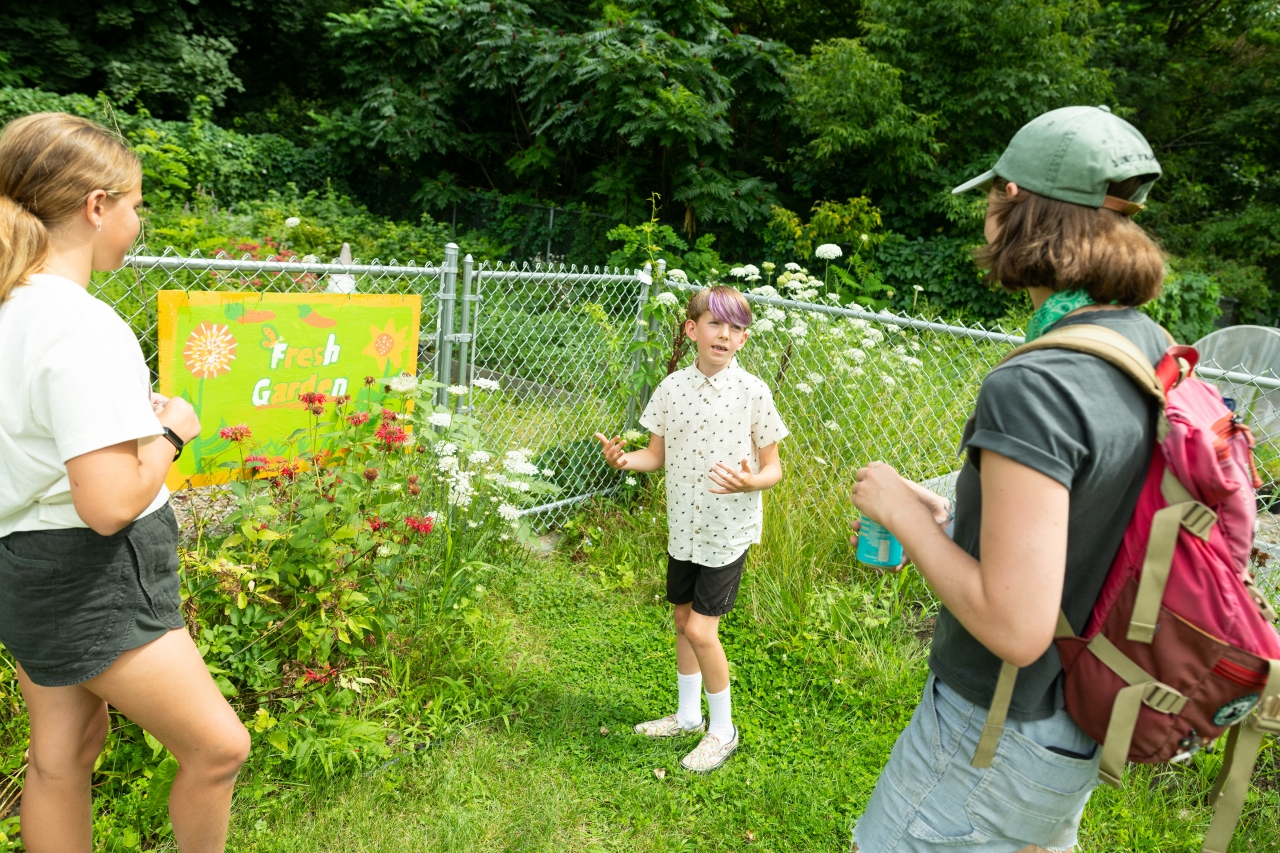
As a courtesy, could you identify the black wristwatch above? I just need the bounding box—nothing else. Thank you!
[161,427,185,460]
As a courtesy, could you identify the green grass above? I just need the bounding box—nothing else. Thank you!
[222,496,1280,853]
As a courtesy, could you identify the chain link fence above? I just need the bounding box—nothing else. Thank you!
[96,247,1280,596]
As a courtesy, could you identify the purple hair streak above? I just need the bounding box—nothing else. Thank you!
[703,286,753,327]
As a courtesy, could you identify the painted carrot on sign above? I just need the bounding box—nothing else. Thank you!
[299,304,338,327]
[224,303,276,324]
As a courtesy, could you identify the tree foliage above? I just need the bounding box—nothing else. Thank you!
[3,0,1278,320]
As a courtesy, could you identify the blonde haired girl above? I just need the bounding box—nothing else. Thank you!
[0,113,249,852]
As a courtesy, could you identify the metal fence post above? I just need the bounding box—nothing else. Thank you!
[454,253,475,412]
[436,242,459,408]
[624,262,653,429]
[546,207,555,263]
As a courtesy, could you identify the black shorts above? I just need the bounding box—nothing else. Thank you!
[666,547,749,617]
[0,504,185,687]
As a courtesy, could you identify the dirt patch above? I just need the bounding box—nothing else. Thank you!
[169,485,238,545]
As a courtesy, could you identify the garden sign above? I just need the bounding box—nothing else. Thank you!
[158,291,420,488]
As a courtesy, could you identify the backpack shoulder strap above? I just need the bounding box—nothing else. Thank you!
[999,324,1166,406]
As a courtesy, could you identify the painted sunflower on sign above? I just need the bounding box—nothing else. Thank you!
[362,319,410,369]
[183,322,237,379]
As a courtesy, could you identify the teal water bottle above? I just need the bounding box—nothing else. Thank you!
[857,518,903,568]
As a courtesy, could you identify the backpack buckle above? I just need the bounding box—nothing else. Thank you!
[1250,695,1280,734]
[1143,682,1189,715]
[1179,503,1217,541]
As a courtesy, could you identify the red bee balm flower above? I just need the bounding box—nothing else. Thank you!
[244,454,270,467]
[380,408,398,422]
[367,516,389,532]
[363,467,379,482]
[347,412,371,427]
[375,423,409,446]
[299,392,327,406]
[405,515,435,535]
[219,424,252,443]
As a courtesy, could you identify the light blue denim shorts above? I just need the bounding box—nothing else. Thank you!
[853,674,1101,853]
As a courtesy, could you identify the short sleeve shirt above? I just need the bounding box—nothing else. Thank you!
[640,361,789,567]
[0,274,168,536]
[929,309,1170,720]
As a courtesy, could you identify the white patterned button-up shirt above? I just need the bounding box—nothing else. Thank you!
[640,361,789,568]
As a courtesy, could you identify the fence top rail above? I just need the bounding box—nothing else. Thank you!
[125,254,445,277]
[1197,366,1280,392]
[475,268,638,284]
[665,279,1027,346]
[667,280,1280,388]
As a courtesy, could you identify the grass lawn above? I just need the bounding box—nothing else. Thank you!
[224,501,1280,853]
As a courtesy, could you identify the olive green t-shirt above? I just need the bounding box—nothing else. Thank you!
[928,308,1170,720]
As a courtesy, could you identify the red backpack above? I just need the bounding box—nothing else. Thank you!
[969,325,1280,853]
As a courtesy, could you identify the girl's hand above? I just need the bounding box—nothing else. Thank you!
[851,461,919,524]
[708,459,756,494]
[593,432,628,470]
[157,396,202,443]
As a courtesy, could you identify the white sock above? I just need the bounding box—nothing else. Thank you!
[705,685,734,742]
[677,671,703,728]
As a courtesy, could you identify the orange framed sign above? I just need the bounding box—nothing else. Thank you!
[157,291,421,487]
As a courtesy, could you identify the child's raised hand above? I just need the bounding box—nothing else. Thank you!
[593,432,628,470]
[708,458,755,494]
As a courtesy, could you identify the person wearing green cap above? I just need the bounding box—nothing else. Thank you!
[846,105,1169,853]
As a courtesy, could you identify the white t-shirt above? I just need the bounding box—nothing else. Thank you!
[0,274,169,536]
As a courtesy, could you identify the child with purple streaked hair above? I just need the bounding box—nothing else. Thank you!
[595,285,789,773]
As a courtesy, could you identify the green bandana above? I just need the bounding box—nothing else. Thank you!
[1025,289,1096,341]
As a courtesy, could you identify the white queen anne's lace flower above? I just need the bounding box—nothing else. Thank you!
[751,285,779,298]
[472,378,501,392]
[788,321,809,338]
[625,476,637,486]
[753,318,774,333]
[503,450,539,477]
[448,471,475,506]
[284,216,301,228]
[742,264,760,276]
[468,449,491,465]
[795,382,814,394]
[815,243,842,260]
[730,266,747,278]
[655,291,679,307]
[437,455,459,472]
[498,504,522,522]
[428,412,452,428]
[388,374,418,394]
[447,384,469,396]
[784,262,802,272]
[666,268,688,283]
[434,441,457,456]
[765,307,786,323]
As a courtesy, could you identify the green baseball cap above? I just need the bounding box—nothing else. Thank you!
[952,105,1161,211]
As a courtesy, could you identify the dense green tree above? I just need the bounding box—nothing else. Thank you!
[2,0,1277,321]
[321,0,790,242]
[0,0,350,127]
[1094,0,1280,321]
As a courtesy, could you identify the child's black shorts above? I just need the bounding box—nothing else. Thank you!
[666,547,749,617]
